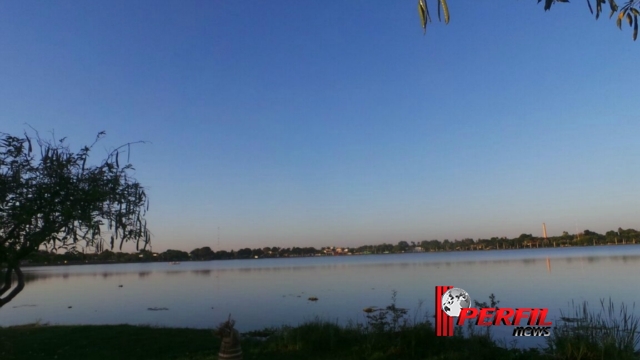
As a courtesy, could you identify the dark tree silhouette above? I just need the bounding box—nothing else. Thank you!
[0,130,150,308]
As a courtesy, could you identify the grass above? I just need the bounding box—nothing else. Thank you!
[0,321,540,360]
[1,295,639,360]
[546,298,640,360]
[0,323,219,360]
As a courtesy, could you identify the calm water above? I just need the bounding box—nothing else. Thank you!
[2,245,640,348]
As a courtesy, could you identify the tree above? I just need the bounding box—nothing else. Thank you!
[190,246,215,261]
[97,249,116,261]
[251,248,264,258]
[395,241,410,252]
[237,248,252,259]
[417,0,640,40]
[0,130,150,308]
[160,249,190,261]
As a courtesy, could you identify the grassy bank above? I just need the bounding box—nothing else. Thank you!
[0,322,543,360]
[1,297,639,360]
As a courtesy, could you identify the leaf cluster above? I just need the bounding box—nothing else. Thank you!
[0,130,151,268]
[418,0,449,34]
[418,0,640,41]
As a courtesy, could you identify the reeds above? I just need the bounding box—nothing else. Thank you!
[250,294,640,359]
[546,298,640,360]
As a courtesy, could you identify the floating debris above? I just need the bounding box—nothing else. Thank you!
[308,297,318,301]
[68,306,72,309]
[147,307,169,311]
[363,307,378,313]
[12,304,37,308]
[118,285,123,288]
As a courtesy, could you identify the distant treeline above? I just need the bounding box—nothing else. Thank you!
[21,227,640,266]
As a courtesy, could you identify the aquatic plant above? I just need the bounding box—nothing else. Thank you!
[546,298,640,360]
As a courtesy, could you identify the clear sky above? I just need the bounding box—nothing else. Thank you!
[2,1,639,253]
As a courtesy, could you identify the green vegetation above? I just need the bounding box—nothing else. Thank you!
[1,130,150,308]
[417,0,640,41]
[0,324,217,360]
[1,295,639,360]
[548,298,640,360]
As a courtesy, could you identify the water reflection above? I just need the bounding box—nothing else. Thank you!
[4,245,639,354]
[19,252,640,283]
[191,269,211,276]
[547,257,551,274]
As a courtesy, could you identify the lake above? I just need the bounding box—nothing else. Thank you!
[2,245,640,349]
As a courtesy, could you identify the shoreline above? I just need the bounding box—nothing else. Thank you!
[19,242,640,268]
[1,313,637,360]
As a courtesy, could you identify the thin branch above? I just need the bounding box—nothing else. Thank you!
[103,141,151,166]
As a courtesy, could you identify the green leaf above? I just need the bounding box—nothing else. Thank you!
[596,0,603,19]
[587,0,594,14]
[616,11,624,29]
[418,0,428,34]
[609,0,619,14]
[618,10,626,28]
[440,0,450,24]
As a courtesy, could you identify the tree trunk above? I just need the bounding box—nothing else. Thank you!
[0,265,25,308]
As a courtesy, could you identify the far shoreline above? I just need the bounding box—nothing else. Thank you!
[19,242,640,269]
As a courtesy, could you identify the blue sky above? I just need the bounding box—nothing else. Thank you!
[2,1,639,252]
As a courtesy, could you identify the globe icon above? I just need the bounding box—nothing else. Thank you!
[441,288,472,317]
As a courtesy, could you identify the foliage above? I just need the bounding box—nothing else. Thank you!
[252,293,539,360]
[417,0,640,41]
[15,226,640,269]
[3,297,640,359]
[0,130,150,307]
[365,290,410,334]
[465,293,501,340]
[546,298,640,359]
[0,324,217,360]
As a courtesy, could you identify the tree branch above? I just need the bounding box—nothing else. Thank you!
[0,266,13,297]
[0,266,25,308]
